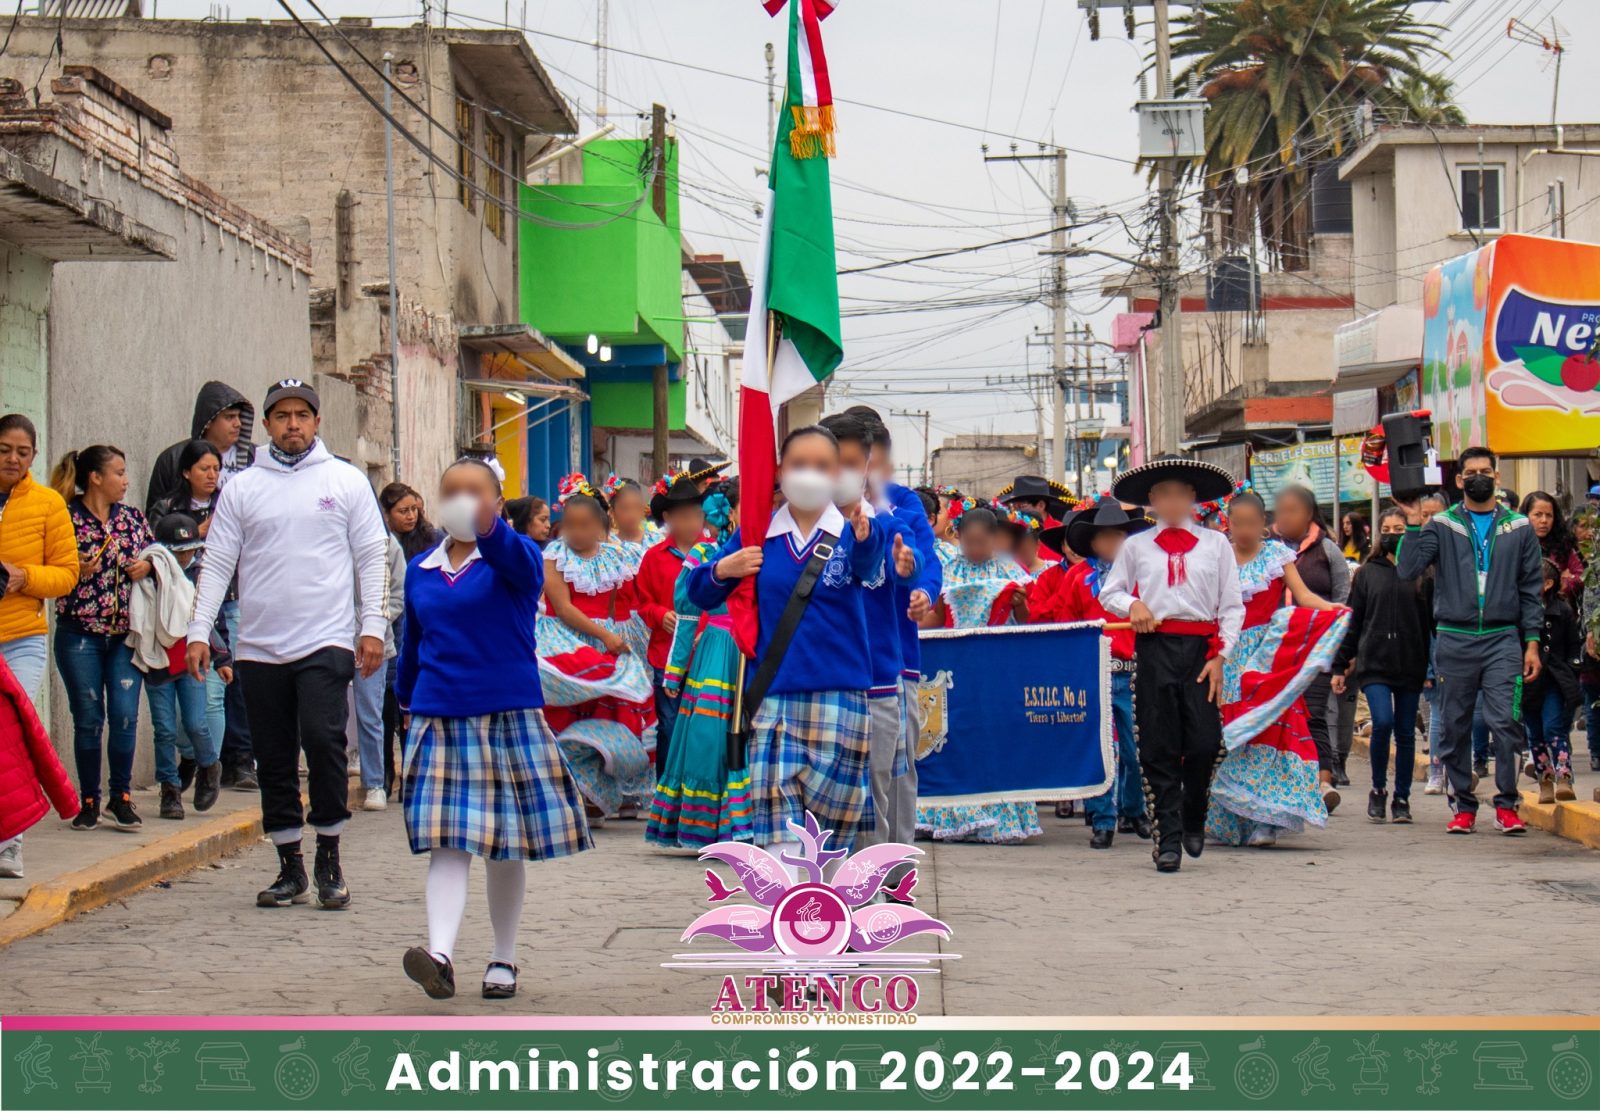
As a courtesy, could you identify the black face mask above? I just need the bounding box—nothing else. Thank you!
[1462,473,1497,504]
[1380,534,1402,556]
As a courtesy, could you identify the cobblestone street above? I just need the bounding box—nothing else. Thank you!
[2,754,1596,1017]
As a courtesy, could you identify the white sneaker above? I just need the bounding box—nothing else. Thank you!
[1245,825,1278,848]
[362,788,388,812]
[0,839,21,878]
[1423,768,1445,795]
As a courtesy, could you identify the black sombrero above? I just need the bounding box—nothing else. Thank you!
[686,458,731,485]
[1062,496,1154,559]
[1111,456,1236,506]
[997,474,1075,519]
[649,473,707,520]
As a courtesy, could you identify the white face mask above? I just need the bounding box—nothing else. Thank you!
[780,468,834,513]
[832,467,866,508]
[437,492,480,543]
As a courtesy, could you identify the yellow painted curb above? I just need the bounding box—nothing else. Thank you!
[1517,789,1600,850]
[0,808,263,949]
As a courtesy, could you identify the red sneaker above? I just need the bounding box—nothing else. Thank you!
[1493,807,1526,835]
[1445,811,1475,834]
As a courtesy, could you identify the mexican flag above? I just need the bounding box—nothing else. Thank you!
[739,0,844,543]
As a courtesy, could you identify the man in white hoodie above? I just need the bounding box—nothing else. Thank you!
[187,379,389,909]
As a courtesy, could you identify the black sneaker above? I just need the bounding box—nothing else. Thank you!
[313,834,350,909]
[105,793,142,831]
[158,784,185,821]
[1473,760,1489,780]
[71,796,100,831]
[1366,789,1388,823]
[218,764,239,789]
[178,757,197,791]
[1391,796,1412,824]
[232,766,259,792]
[256,842,309,907]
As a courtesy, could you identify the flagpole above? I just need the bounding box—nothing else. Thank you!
[727,309,783,775]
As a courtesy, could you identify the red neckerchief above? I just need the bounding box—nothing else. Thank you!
[1153,526,1199,587]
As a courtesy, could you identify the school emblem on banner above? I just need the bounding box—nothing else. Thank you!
[913,670,954,758]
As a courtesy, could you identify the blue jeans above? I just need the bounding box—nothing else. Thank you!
[53,626,143,802]
[352,657,387,791]
[654,667,680,776]
[1363,682,1421,799]
[1086,670,1139,830]
[0,633,48,705]
[1523,687,1574,779]
[148,676,219,786]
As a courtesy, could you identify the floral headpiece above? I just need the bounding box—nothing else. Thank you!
[1001,504,1041,531]
[557,472,603,507]
[935,484,963,499]
[946,496,983,521]
[600,473,628,498]
[1194,480,1252,521]
[652,470,690,499]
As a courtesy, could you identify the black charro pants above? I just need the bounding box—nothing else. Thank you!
[238,647,355,838]
[1133,633,1225,853]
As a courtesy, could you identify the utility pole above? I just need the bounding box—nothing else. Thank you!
[1153,0,1183,456]
[985,144,1070,483]
[650,103,670,477]
[382,52,402,481]
[596,0,610,120]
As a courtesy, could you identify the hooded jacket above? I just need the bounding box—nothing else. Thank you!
[1333,551,1433,690]
[144,381,256,512]
[187,439,390,664]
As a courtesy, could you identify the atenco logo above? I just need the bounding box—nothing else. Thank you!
[1494,287,1600,363]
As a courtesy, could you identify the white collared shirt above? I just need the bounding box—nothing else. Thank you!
[419,537,483,575]
[766,502,847,544]
[1099,518,1245,657]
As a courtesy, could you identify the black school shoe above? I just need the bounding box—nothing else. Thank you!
[482,962,519,1000]
[404,947,456,1000]
[1089,828,1115,850]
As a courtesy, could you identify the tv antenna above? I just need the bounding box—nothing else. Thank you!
[1506,17,1567,126]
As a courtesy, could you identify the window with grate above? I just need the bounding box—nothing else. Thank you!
[1459,166,1503,232]
[485,126,506,240]
[456,98,476,213]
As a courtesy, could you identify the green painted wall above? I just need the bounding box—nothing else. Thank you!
[0,243,53,473]
[519,138,684,363]
[591,379,686,429]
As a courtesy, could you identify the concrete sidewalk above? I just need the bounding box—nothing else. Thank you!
[0,783,263,946]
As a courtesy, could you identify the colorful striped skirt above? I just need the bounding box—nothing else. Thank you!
[536,613,655,815]
[747,689,873,849]
[646,617,753,849]
[401,708,592,861]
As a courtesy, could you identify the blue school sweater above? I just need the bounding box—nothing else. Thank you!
[862,507,917,694]
[686,514,887,695]
[887,482,941,677]
[395,517,546,716]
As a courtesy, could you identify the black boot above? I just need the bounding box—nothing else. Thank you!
[314,834,350,909]
[1181,832,1204,859]
[1089,828,1115,850]
[1154,846,1181,873]
[158,783,185,820]
[193,763,222,813]
[178,757,197,791]
[1131,815,1153,840]
[257,842,309,907]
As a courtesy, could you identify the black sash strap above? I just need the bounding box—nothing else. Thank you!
[726,530,840,771]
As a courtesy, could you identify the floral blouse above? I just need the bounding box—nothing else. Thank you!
[57,499,155,635]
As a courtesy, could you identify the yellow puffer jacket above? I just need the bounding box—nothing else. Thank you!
[0,472,79,642]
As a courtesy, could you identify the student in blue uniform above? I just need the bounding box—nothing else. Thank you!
[685,425,890,851]
[819,412,923,856]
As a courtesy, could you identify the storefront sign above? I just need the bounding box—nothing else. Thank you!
[1249,436,1390,506]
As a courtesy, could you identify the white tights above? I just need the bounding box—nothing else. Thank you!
[425,848,526,985]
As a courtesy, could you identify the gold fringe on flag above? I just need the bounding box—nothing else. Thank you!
[788,103,837,159]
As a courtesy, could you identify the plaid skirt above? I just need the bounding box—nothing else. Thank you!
[402,708,593,861]
[749,689,873,849]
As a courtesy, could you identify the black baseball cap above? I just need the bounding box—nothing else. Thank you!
[263,378,320,416]
[154,513,205,552]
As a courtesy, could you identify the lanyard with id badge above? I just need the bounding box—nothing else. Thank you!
[1467,512,1494,600]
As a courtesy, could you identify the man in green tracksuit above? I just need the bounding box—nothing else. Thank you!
[1397,446,1543,835]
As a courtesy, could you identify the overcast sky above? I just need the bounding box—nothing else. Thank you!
[151,0,1587,464]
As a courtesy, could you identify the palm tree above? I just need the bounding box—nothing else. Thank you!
[1171,1,1456,269]
[1389,72,1469,127]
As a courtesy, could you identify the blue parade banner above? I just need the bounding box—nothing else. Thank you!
[912,622,1112,803]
